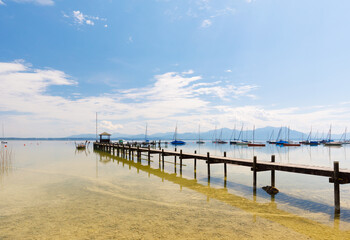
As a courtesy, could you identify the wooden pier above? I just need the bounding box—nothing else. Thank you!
[93,142,350,214]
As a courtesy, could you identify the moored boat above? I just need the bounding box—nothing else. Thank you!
[171,123,186,145]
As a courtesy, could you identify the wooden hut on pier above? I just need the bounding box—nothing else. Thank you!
[99,132,111,143]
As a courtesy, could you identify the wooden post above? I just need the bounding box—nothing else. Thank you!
[194,150,197,179]
[271,155,275,187]
[162,149,165,170]
[207,152,210,180]
[174,148,177,172]
[137,146,140,162]
[180,150,183,175]
[148,146,151,165]
[113,146,115,155]
[224,151,227,178]
[129,145,131,160]
[334,161,340,214]
[253,156,257,190]
[224,151,227,188]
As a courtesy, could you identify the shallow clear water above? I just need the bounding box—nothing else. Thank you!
[1,140,350,239]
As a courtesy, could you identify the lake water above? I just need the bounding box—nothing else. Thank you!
[1,140,350,239]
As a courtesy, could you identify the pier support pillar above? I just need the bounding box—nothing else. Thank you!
[271,155,275,187]
[194,150,197,179]
[207,152,211,181]
[224,151,227,188]
[180,150,183,175]
[253,156,257,190]
[137,146,140,162]
[334,161,340,215]
[148,146,151,166]
[162,149,165,170]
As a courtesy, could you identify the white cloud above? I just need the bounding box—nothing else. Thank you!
[128,36,133,43]
[182,69,194,75]
[85,20,94,26]
[73,10,86,25]
[68,10,106,27]
[0,0,5,5]
[201,19,212,28]
[1,61,349,137]
[100,121,123,131]
[225,69,232,73]
[12,0,54,5]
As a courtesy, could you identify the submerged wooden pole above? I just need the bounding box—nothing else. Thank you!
[207,152,211,180]
[148,146,151,165]
[194,150,197,172]
[180,150,183,175]
[334,161,340,214]
[137,146,140,162]
[161,149,165,170]
[224,151,227,188]
[224,151,227,179]
[253,156,257,189]
[271,155,275,187]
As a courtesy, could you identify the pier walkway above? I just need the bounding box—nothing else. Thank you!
[93,142,350,214]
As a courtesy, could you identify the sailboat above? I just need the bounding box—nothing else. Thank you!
[300,127,318,146]
[266,129,275,144]
[212,125,218,143]
[217,129,228,144]
[324,125,342,147]
[229,124,238,144]
[171,124,186,145]
[236,124,250,145]
[144,123,150,144]
[276,127,300,146]
[196,125,205,144]
[248,126,265,147]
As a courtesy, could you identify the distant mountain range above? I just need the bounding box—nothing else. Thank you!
[65,126,344,141]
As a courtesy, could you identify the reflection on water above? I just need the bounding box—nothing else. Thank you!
[0,146,13,186]
[0,141,350,239]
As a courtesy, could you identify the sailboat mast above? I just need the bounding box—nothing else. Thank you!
[95,113,98,142]
[198,124,201,141]
[253,125,255,143]
[145,123,148,141]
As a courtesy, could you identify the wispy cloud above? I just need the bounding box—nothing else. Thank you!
[201,19,212,28]
[1,61,349,137]
[162,1,236,28]
[11,0,54,5]
[0,0,5,5]
[64,10,107,27]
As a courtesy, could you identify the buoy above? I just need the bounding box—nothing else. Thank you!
[5,145,7,147]
[24,144,26,146]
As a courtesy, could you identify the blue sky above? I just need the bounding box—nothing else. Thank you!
[1,0,350,137]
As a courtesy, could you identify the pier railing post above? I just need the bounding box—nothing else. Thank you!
[161,149,165,170]
[180,150,183,175]
[194,150,197,179]
[207,152,211,180]
[148,146,151,166]
[334,161,340,214]
[137,146,140,162]
[253,156,257,189]
[174,148,177,172]
[271,155,275,187]
[224,151,227,188]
